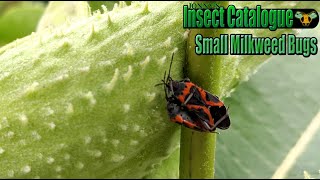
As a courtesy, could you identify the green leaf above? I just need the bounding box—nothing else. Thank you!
[143,147,180,178]
[36,1,91,31]
[303,170,320,179]
[217,1,320,97]
[0,2,186,178]
[88,1,131,12]
[215,28,320,178]
[182,1,304,178]
[0,2,45,46]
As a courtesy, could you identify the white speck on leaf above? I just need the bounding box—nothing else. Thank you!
[31,131,42,141]
[21,165,31,174]
[158,56,167,65]
[66,103,74,114]
[133,125,140,132]
[7,170,14,177]
[47,157,55,164]
[64,154,70,160]
[111,139,120,147]
[6,131,15,138]
[145,92,156,102]
[119,124,128,131]
[84,136,92,144]
[54,73,69,82]
[123,65,133,81]
[19,139,26,146]
[104,68,119,92]
[130,140,139,146]
[55,166,62,172]
[123,104,130,113]
[37,153,43,159]
[172,47,178,54]
[111,154,124,162]
[140,56,150,69]
[123,43,134,56]
[24,82,39,95]
[48,122,56,130]
[88,150,102,158]
[44,107,54,116]
[163,37,171,47]
[76,162,84,169]
[19,114,28,125]
[79,66,90,73]
[83,91,96,106]
[0,147,5,154]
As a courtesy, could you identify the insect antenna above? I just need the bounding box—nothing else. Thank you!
[166,52,174,83]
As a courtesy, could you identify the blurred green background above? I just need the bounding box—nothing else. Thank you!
[0,1,132,46]
[0,1,47,46]
[1,1,320,179]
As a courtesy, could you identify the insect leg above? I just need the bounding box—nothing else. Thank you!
[189,108,218,133]
[182,86,196,106]
[198,120,220,134]
[163,72,169,100]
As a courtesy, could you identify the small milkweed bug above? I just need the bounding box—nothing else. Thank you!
[167,100,227,133]
[160,74,203,131]
[183,86,231,130]
[165,84,222,133]
[156,53,231,132]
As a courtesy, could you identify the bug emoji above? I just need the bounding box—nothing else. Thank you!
[156,53,231,132]
[295,11,318,27]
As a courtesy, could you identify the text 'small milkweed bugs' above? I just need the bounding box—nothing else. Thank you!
[156,53,231,132]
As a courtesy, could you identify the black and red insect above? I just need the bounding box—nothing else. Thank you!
[165,86,230,133]
[156,53,231,132]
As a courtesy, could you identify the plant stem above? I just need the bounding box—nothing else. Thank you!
[180,128,216,178]
[179,1,229,178]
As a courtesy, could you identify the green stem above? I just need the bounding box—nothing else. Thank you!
[179,1,229,178]
[180,128,216,178]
